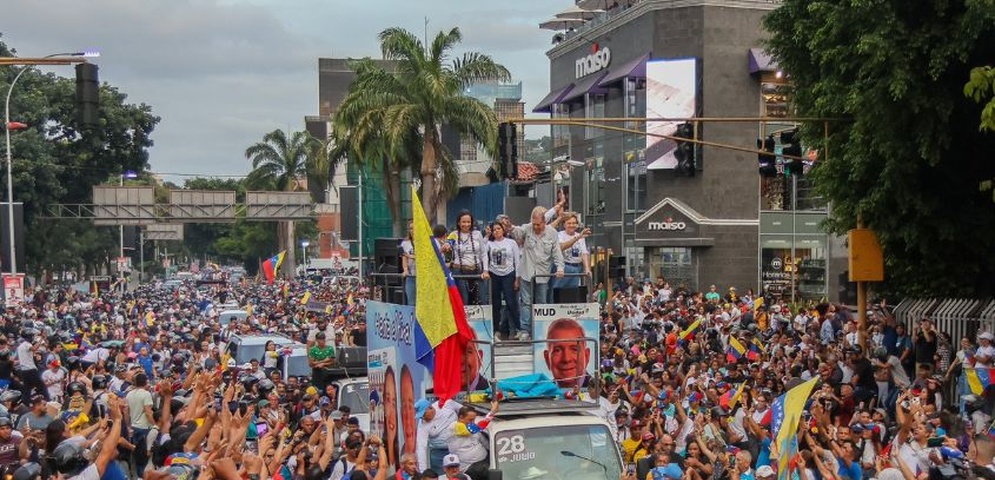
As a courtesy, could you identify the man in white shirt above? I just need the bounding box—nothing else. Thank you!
[15,332,46,401]
[126,373,155,476]
[976,332,995,367]
[415,398,462,471]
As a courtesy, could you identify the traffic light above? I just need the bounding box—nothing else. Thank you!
[673,122,696,177]
[75,63,100,128]
[781,128,804,175]
[758,136,777,177]
[497,122,518,179]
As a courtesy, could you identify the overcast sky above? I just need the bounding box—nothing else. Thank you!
[4,0,559,182]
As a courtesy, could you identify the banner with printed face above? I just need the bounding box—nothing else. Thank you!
[367,301,492,470]
[3,274,24,307]
[532,303,601,389]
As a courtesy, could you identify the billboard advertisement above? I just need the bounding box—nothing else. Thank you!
[532,303,600,389]
[645,58,698,170]
[367,301,493,470]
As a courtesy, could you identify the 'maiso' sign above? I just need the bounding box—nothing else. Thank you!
[576,46,611,79]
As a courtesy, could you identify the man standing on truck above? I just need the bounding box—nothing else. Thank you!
[447,400,499,480]
[308,332,336,394]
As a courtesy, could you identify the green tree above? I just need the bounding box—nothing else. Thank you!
[244,129,315,277]
[1,34,158,279]
[335,27,510,222]
[764,0,995,297]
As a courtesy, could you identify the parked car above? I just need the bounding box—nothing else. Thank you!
[226,333,310,379]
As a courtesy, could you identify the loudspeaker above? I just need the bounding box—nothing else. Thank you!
[336,347,366,370]
[553,286,588,303]
[374,238,402,269]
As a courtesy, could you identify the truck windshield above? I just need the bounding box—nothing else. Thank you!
[494,424,621,480]
[338,382,370,413]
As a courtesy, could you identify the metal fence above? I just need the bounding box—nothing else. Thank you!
[894,298,995,407]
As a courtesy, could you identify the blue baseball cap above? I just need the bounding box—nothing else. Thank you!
[414,399,432,419]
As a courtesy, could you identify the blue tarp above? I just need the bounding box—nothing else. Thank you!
[489,373,561,399]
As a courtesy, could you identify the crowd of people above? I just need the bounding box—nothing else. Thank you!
[0,199,988,480]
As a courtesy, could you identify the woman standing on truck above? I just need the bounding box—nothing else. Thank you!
[259,340,283,377]
[450,211,487,306]
[484,222,521,341]
[400,222,416,306]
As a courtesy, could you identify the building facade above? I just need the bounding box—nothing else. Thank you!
[534,0,847,301]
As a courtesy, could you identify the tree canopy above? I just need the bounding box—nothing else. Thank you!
[334,26,510,222]
[764,0,995,297]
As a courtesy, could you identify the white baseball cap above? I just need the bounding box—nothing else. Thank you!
[980,332,994,341]
[443,454,461,467]
[756,466,775,478]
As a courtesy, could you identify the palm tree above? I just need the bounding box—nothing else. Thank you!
[335,26,510,222]
[245,129,314,277]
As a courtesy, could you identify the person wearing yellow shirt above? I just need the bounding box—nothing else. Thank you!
[632,431,657,463]
[621,420,646,462]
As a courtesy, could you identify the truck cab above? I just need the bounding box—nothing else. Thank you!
[461,362,622,480]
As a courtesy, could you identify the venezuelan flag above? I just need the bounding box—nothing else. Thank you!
[411,187,474,404]
[262,251,286,284]
[727,336,747,363]
[747,337,765,361]
[772,376,819,480]
[679,318,702,340]
[967,367,995,395]
[719,382,747,409]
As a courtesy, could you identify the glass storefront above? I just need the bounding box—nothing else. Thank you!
[760,235,827,302]
[647,247,696,289]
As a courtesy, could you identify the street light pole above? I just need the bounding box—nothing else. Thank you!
[4,51,98,275]
[301,239,310,271]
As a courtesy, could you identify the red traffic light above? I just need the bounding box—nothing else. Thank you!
[5,122,28,131]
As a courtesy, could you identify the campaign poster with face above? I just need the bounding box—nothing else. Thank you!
[532,303,601,389]
[367,301,494,469]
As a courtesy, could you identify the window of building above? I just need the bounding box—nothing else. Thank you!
[586,93,606,140]
[624,78,647,213]
[760,237,827,302]
[648,247,695,289]
[552,103,571,149]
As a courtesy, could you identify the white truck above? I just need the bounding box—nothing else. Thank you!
[366,300,622,480]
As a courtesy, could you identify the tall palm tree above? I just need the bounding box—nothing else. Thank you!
[245,129,314,277]
[335,26,510,222]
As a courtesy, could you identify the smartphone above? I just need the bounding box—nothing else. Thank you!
[245,440,258,455]
[256,422,269,438]
[927,437,944,448]
[626,464,636,476]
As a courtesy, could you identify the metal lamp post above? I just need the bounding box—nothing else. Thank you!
[301,239,310,271]
[4,51,99,274]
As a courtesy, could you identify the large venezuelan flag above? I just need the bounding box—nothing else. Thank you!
[411,187,474,404]
[262,251,286,284]
[771,376,819,480]
[967,367,995,395]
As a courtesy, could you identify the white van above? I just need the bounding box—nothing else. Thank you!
[218,309,248,327]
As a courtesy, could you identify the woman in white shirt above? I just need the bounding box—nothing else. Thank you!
[450,211,487,305]
[484,222,521,340]
[551,212,591,300]
[400,221,416,306]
